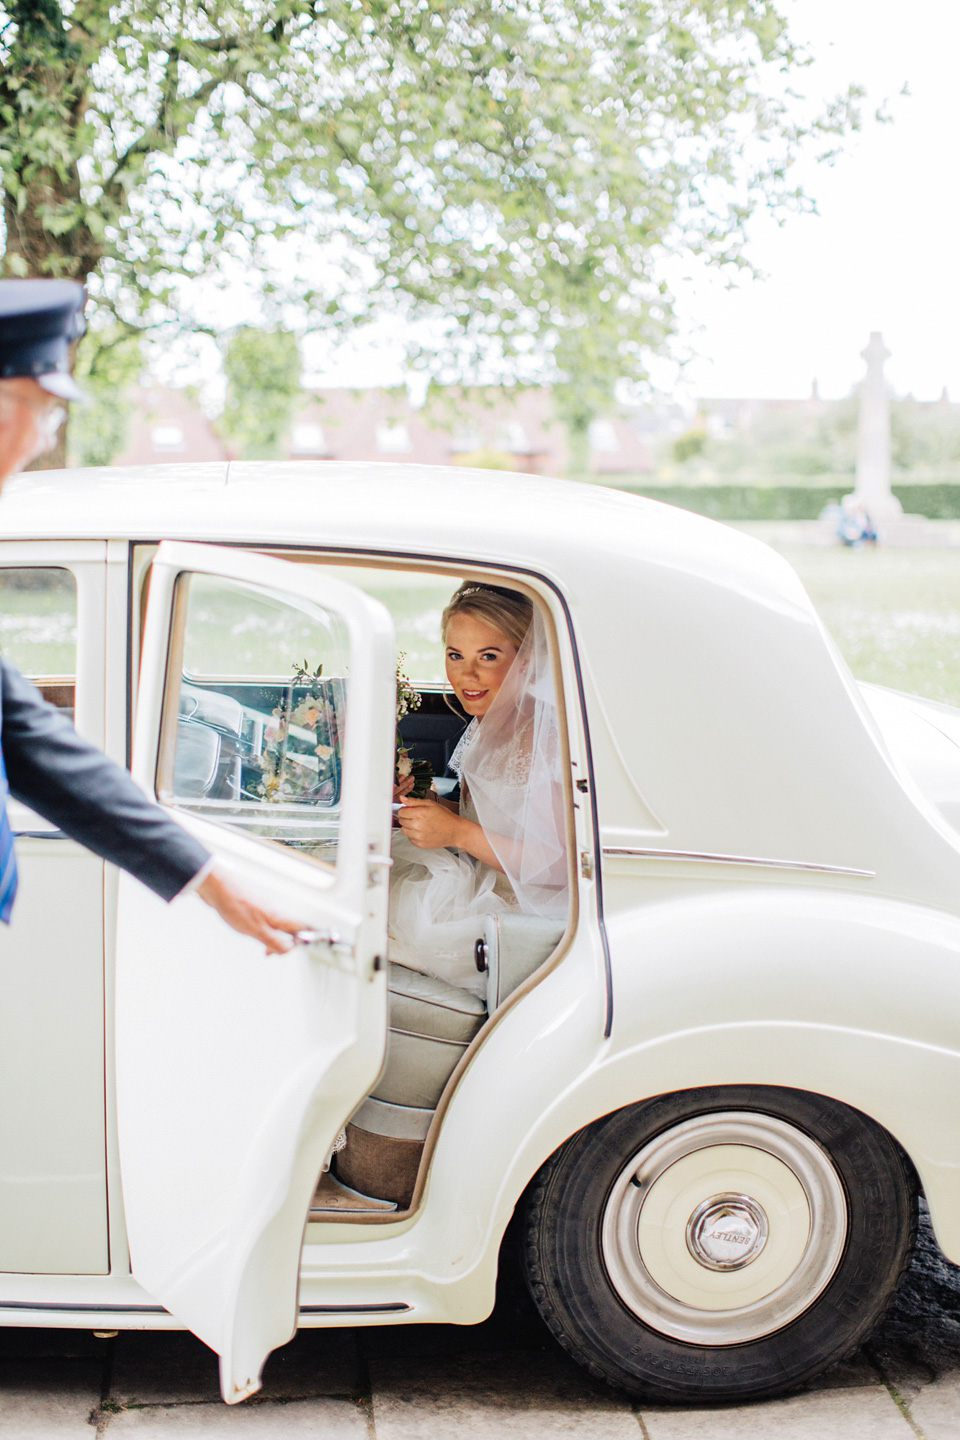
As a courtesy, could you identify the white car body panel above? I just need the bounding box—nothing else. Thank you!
[1,462,959,1365]
[0,540,109,1273]
[860,682,960,837]
[116,543,396,1400]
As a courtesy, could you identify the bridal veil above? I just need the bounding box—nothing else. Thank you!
[387,604,568,997]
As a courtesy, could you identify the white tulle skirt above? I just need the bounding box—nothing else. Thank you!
[387,830,521,999]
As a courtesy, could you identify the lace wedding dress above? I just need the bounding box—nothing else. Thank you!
[387,610,568,999]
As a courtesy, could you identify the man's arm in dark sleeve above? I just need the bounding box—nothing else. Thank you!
[1,659,209,902]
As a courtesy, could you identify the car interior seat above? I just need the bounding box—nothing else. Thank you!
[335,913,565,1207]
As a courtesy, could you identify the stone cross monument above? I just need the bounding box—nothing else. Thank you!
[854,332,902,520]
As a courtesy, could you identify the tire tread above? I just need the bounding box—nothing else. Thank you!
[521,1088,918,1405]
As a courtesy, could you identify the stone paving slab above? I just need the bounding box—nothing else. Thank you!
[107,1332,222,1407]
[866,1201,960,1438]
[5,1204,960,1438]
[897,1371,960,1439]
[640,1384,912,1439]
[0,1356,102,1436]
[109,1326,362,1406]
[104,1397,369,1435]
[370,1348,640,1438]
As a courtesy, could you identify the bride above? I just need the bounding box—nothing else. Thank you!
[388,581,568,998]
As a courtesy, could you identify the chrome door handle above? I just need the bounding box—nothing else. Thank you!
[294,929,355,957]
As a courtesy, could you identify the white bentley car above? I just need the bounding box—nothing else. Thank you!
[2,459,958,1406]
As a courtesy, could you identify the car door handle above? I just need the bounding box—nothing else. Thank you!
[294,929,355,957]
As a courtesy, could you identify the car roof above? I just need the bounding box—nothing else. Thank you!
[1,459,811,615]
[12,459,960,901]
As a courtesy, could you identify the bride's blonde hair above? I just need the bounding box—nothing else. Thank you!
[442,581,533,650]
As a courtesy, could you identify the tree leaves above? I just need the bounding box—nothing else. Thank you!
[0,0,860,431]
[221,324,301,458]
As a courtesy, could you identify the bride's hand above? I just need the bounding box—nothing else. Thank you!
[396,796,463,850]
[393,773,416,804]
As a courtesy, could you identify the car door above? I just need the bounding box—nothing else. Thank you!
[0,543,110,1275]
[115,542,395,1403]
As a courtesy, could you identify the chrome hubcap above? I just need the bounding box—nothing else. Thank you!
[600,1111,848,1346]
[686,1192,769,1271]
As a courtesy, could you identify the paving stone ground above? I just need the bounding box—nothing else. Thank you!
[3,1204,960,1438]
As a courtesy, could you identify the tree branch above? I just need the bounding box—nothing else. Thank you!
[99,57,234,210]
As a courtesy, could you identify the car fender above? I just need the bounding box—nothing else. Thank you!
[351,885,960,1323]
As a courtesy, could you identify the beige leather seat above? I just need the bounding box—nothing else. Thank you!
[337,916,565,1208]
[375,964,488,1109]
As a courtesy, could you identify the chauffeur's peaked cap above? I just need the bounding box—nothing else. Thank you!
[0,278,86,401]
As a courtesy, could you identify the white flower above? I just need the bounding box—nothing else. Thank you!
[397,753,413,779]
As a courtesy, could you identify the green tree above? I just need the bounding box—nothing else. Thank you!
[0,0,859,466]
[673,425,708,465]
[65,325,142,468]
[453,445,515,471]
[221,326,301,459]
[891,398,960,474]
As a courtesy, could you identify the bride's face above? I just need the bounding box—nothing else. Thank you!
[444,612,518,719]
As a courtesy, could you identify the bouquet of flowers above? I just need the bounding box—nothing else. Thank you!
[257,659,341,806]
[396,655,433,799]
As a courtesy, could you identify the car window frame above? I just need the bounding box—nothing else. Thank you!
[129,539,608,1033]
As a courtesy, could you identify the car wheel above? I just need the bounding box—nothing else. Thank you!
[522,1086,917,1405]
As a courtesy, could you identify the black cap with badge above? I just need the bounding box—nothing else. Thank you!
[0,278,87,402]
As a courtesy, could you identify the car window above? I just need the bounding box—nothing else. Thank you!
[157,572,352,868]
[311,566,458,686]
[0,567,77,713]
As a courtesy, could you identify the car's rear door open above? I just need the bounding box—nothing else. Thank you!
[115,542,394,1402]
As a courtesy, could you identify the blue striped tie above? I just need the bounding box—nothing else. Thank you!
[0,748,18,923]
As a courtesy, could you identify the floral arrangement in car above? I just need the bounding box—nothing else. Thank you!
[396,654,433,799]
[257,660,342,806]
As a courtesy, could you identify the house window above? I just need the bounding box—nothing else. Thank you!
[588,419,619,453]
[450,427,482,454]
[376,424,412,454]
[151,424,185,452]
[291,423,327,455]
[499,422,531,453]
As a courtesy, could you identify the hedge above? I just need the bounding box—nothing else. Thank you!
[617,483,960,522]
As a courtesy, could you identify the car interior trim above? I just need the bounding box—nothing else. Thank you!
[601,847,876,877]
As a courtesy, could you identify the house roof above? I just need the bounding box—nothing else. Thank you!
[293,387,654,475]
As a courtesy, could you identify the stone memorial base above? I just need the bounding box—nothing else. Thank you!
[874,513,946,546]
[731,519,960,548]
[811,511,946,547]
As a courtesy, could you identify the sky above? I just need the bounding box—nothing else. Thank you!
[668,0,960,402]
[165,0,960,408]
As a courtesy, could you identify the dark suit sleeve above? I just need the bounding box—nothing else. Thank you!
[1,659,210,902]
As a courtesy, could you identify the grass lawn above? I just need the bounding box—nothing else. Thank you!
[767,544,960,707]
[0,569,76,677]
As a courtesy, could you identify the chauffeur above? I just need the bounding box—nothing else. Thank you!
[0,278,301,952]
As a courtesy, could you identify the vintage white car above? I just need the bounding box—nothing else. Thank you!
[2,459,958,1407]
